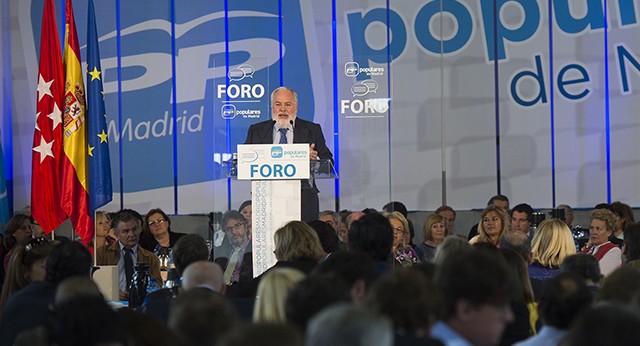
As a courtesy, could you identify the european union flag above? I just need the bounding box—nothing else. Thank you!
[86,0,112,212]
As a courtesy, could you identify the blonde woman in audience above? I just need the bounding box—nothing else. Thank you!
[415,214,449,263]
[253,268,305,323]
[580,209,622,277]
[529,219,576,280]
[94,211,116,249]
[469,205,509,247]
[386,212,420,267]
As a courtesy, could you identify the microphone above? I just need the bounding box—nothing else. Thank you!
[289,120,294,131]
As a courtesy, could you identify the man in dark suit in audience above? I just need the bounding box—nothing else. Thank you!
[244,86,333,222]
[213,211,253,285]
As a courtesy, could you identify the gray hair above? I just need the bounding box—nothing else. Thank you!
[270,86,298,105]
[306,304,393,346]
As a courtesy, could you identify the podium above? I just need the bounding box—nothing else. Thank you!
[234,144,337,277]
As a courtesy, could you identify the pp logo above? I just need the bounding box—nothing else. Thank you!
[227,64,255,82]
[271,146,283,158]
[345,62,359,77]
[221,104,236,119]
[351,79,378,96]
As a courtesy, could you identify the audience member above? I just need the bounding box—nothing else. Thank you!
[348,213,394,275]
[513,272,592,346]
[432,236,470,266]
[580,209,622,276]
[469,204,510,247]
[140,208,187,269]
[0,237,53,315]
[435,205,456,235]
[468,194,509,240]
[0,215,34,284]
[239,200,252,230]
[560,303,640,346]
[383,201,416,247]
[253,267,305,323]
[499,249,537,345]
[610,201,635,245]
[96,209,162,300]
[169,288,239,346]
[285,274,351,331]
[366,268,443,346]
[319,210,341,233]
[0,241,92,346]
[386,212,420,267]
[432,247,519,346]
[624,222,640,267]
[93,211,116,249]
[213,211,252,285]
[594,266,640,310]
[556,204,574,228]
[181,261,224,292]
[500,230,532,263]
[510,203,534,236]
[306,304,394,346]
[560,253,602,296]
[312,250,378,304]
[416,213,449,263]
[306,219,341,256]
[219,322,303,346]
[529,219,576,281]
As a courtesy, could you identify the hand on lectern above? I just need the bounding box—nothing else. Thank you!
[310,143,318,161]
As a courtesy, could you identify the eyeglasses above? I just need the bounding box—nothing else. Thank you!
[148,219,166,226]
[225,222,246,233]
[392,227,405,235]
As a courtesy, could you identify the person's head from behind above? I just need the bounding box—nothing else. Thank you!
[530,218,576,268]
[500,230,532,263]
[312,250,377,304]
[6,237,53,288]
[560,253,602,286]
[220,322,303,346]
[111,209,143,248]
[348,213,393,262]
[306,304,393,346]
[46,240,92,283]
[306,220,340,254]
[595,266,640,310]
[274,221,326,262]
[366,267,442,337]
[434,247,519,346]
[169,289,239,346]
[500,248,535,304]
[435,205,456,234]
[181,261,224,292]
[510,203,534,233]
[221,210,249,248]
[537,272,592,329]
[382,201,408,218]
[432,236,470,265]
[253,268,306,323]
[561,303,640,346]
[624,222,640,262]
[423,213,448,245]
[171,234,209,275]
[386,211,410,249]
[285,274,351,331]
[557,204,574,227]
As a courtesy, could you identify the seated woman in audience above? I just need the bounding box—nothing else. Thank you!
[469,205,509,247]
[580,209,622,277]
[140,208,187,269]
[0,237,53,315]
[610,201,634,246]
[529,219,576,281]
[93,211,116,249]
[500,249,537,345]
[239,200,252,232]
[1,215,35,284]
[253,267,305,323]
[415,214,449,263]
[386,212,420,267]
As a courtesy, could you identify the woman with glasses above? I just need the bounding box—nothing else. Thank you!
[0,237,53,316]
[386,212,420,267]
[140,208,186,270]
[469,205,510,247]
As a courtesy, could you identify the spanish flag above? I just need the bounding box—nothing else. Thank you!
[62,0,93,245]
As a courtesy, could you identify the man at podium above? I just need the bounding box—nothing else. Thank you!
[244,86,333,222]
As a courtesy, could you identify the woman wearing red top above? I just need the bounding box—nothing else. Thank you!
[580,209,622,277]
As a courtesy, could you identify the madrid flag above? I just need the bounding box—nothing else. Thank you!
[62,0,93,244]
[31,0,66,233]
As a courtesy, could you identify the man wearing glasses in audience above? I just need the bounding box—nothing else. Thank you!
[213,210,253,285]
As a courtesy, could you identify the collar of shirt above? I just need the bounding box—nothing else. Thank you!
[118,242,139,255]
[234,238,250,252]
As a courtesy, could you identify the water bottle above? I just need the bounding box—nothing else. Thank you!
[128,262,150,309]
